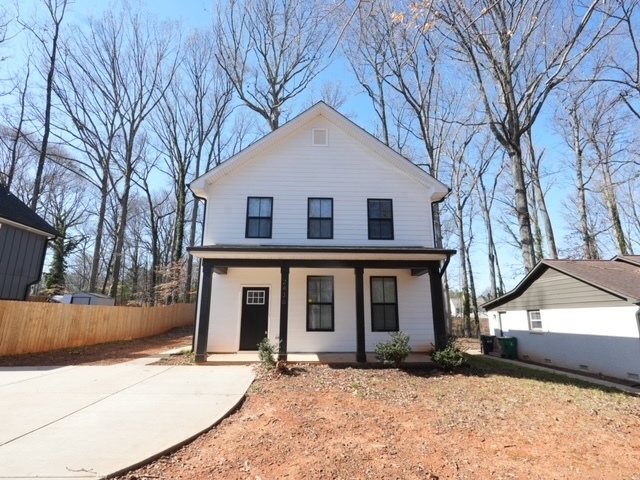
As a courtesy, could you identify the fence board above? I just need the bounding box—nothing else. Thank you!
[0,301,196,356]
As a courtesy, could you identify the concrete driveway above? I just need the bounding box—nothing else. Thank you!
[0,360,255,479]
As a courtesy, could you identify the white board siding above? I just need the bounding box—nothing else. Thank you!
[207,268,281,352]
[207,267,436,354]
[488,306,640,380]
[287,269,358,352]
[364,269,434,352]
[203,116,436,247]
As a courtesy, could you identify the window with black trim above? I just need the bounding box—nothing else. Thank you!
[308,198,333,239]
[528,310,543,331]
[371,276,398,331]
[246,197,273,238]
[307,276,334,331]
[368,199,394,239]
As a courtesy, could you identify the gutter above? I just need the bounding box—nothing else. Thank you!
[431,187,452,249]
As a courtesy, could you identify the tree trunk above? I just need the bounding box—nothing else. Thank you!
[478,175,499,298]
[508,146,537,270]
[456,203,471,337]
[89,179,109,292]
[600,161,629,255]
[109,168,132,302]
[466,242,480,337]
[526,131,558,259]
[31,1,66,210]
[573,117,599,259]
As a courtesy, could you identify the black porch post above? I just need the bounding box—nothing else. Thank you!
[195,261,213,362]
[355,267,366,362]
[278,266,290,361]
[429,266,447,349]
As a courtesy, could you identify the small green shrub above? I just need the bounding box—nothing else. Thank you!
[432,337,466,371]
[375,331,412,368]
[257,337,279,369]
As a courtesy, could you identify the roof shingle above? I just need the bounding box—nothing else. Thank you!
[0,185,60,237]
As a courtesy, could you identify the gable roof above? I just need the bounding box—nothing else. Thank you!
[190,102,449,200]
[614,255,640,267]
[0,185,60,238]
[483,259,640,309]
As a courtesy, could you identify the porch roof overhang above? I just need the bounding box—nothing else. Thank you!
[188,245,456,274]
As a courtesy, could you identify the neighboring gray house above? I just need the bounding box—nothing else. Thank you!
[483,257,640,381]
[0,185,60,300]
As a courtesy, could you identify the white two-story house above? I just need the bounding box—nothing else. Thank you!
[189,102,455,362]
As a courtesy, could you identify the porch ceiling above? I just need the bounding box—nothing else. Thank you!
[189,244,455,262]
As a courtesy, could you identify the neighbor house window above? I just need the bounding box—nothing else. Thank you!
[307,276,334,331]
[308,198,333,239]
[371,276,398,331]
[368,199,394,239]
[246,197,273,238]
[528,310,543,331]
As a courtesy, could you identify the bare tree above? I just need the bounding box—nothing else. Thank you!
[214,0,336,130]
[53,4,179,301]
[19,0,69,211]
[429,0,617,270]
[555,83,602,259]
[39,159,87,295]
[152,28,233,301]
[476,141,507,298]
[524,130,558,259]
[0,63,31,190]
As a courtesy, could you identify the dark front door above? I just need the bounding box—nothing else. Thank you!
[239,287,269,350]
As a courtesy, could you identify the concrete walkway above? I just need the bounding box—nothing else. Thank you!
[0,360,255,479]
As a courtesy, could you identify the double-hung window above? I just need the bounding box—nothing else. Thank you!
[371,276,399,331]
[368,199,394,240]
[307,276,334,331]
[308,198,333,239]
[528,310,543,331]
[245,197,273,238]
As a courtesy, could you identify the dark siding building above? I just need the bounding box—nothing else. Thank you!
[0,186,60,300]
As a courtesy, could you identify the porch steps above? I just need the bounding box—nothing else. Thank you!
[202,352,435,365]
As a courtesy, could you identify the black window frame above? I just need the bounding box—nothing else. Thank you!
[370,276,399,332]
[245,197,273,239]
[307,197,333,239]
[367,199,394,240]
[306,275,335,332]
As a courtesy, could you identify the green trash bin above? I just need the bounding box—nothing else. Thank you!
[497,337,518,359]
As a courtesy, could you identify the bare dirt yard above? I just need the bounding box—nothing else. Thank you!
[2,328,639,479]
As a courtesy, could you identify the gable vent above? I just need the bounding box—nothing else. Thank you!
[312,128,328,146]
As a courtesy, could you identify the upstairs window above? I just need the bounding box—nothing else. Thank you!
[307,276,334,331]
[368,199,394,240]
[308,198,333,239]
[371,276,399,331]
[246,197,273,238]
[528,310,543,331]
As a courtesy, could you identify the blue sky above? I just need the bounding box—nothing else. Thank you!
[8,0,602,295]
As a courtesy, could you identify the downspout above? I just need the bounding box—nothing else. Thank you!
[188,189,207,354]
[432,188,453,334]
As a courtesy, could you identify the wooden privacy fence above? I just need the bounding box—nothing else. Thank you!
[0,301,196,356]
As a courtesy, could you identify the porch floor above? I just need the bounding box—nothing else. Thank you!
[203,352,434,365]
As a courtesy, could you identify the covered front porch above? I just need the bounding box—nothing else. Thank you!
[189,245,455,363]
